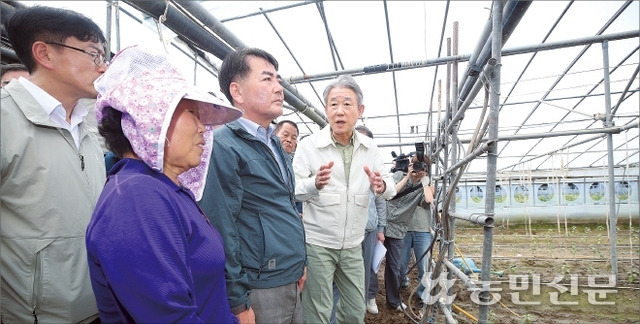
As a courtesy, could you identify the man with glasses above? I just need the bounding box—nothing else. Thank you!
[44,42,109,67]
[1,6,107,323]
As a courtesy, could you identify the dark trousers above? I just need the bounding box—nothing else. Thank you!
[384,236,404,308]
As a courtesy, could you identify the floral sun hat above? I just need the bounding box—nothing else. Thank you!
[94,44,242,200]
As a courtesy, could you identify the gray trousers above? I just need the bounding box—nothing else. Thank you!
[250,281,303,324]
[362,229,380,300]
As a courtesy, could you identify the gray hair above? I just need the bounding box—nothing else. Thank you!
[322,75,364,107]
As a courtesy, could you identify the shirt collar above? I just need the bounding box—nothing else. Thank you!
[18,77,88,119]
[237,117,274,141]
[330,129,355,148]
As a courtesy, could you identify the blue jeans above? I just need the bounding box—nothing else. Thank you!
[401,231,432,299]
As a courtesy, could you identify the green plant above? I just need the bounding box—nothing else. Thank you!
[570,225,577,235]
[488,310,497,323]
[627,270,640,283]
[570,245,578,258]
[520,313,535,324]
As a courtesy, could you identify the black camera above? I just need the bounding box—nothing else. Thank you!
[391,152,410,173]
[391,142,429,173]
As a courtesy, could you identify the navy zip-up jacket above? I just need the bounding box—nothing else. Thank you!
[199,120,306,311]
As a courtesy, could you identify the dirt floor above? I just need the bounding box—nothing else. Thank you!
[365,222,640,324]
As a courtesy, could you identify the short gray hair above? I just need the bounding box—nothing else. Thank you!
[322,75,364,107]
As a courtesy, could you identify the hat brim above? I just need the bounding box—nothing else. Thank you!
[184,91,243,125]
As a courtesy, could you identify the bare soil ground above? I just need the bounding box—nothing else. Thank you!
[365,222,640,324]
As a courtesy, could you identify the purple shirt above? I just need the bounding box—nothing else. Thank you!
[86,159,237,323]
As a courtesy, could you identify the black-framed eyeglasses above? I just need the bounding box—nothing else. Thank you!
[45,42,108,67]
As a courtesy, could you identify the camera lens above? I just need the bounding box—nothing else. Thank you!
[413,162,425,172]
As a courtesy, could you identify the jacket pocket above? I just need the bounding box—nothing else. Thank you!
[351,193,370,235]
[239,214,265,273]
[305,193,341,237]
[30,239,54,322]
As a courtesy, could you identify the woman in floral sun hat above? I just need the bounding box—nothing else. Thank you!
[85,44,242,323]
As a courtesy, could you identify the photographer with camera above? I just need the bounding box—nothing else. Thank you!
[383,151,433,312]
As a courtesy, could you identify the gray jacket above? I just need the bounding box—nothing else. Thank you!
[385,171,429,239]
[1,81,106,323]
[365,191,387,233]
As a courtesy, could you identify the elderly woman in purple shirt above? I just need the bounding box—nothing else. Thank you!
[85,45,242,323]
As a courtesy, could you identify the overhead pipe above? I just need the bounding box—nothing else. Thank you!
[1,1,22,38]
[445,58,497,135]
[123,0,234,59]
[122,1,327,126]
[287,29,637,84]
[0,1,25,62]
[220,1,319,23]
[0,45,18,62]
[172,0,328,127]
[458,1,532,108]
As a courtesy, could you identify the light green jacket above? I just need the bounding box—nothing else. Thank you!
[1,81,105,323]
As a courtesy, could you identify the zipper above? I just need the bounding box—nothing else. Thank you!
[341,185,350,249]
[79,153,85,171]
[56,127,97,203]
[257,265,263,279]
[32,306,38,324]
[55,129,85,171]
[31,250,42,324]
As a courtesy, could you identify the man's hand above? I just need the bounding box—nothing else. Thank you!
[315,161,334,189]
[298,267,307,292]
[364,166,386,194]
[376,231,385,244]
[235,307,255,324]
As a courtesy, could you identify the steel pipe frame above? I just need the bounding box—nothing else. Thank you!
[458,1,532,108]
[445,58,497,136]
[506,1,636,170]
[286,29,637,84]
[602,41,619,280]
[123,0,328,127]
[172,0,328,127]
[449,212,494,226]
[477,1,502,321]
[446,141,495,175]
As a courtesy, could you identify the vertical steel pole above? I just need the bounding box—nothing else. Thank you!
[478,1,501,322]
[602,40,618,279]
[447,22,459,316]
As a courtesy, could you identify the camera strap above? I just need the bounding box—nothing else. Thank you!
[389,183,423,201]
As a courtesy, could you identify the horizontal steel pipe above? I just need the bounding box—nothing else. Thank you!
[449,212,494,226]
